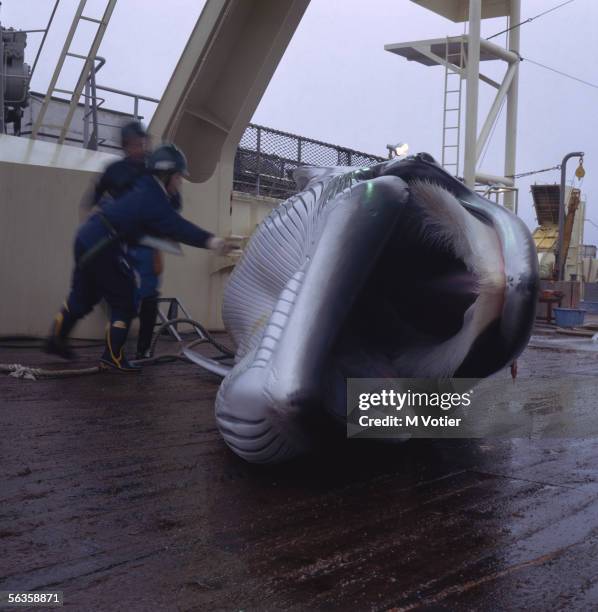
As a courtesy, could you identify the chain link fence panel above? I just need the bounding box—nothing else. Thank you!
[234,123,385,200]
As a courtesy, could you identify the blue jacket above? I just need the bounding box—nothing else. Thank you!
[78,175,212,254]
[93,157,182,211]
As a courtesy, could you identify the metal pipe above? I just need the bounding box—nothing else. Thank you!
[504,0,521,211]
[83,76,90,146]
[256,126,261,196]
[82,55,104,149]
[475,61,517,161]
[475,171,514,187]
[95,83,159,103]
[88,61,98,150]
[0,21,5,134]
[479,38,519,64]
[463,0,481,188]
[557,151,584,281]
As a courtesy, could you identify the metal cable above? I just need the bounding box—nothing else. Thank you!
[521,56,598,90]
[486,0,576,40]
[506,165,561,179]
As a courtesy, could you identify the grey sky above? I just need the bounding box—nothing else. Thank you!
[2,0,597,243]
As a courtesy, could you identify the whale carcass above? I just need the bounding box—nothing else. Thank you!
[212,154,538,463]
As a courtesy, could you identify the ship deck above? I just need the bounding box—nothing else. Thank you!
[2,332,598,611]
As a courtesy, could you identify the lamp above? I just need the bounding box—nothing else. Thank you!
[386,142,409,159]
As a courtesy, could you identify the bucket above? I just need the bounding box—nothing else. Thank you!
[580,300,598,314]
[553,308,586,328]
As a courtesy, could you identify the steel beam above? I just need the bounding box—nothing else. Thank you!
[463,0,481,188]
[503,0,521,211]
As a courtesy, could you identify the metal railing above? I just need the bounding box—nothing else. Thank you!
[24,67,384,200]
[83,81,159,149]
[233,123,386,200]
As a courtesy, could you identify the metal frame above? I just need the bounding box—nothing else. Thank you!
[233,123,386,199]
[479,184,519,214]
[31,0,118,143]
[385,0,522,210]
[441,36,465,175]
[0,23,5,134]
[154,297,205,342]
[557,152,584,281]
[1,1,61,134]
[95,84,159,120]
[83,56,105,149]
[22,86,159,151]
[29,0,61,83]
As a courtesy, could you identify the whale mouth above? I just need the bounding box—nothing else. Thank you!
[217,154,539,462]
[325,179,506,386]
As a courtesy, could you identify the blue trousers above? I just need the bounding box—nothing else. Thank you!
[65,238,138,326]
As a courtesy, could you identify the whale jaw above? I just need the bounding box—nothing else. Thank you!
[216,156,539,463]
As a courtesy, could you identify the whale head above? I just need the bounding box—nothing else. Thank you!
[215,154,539,463]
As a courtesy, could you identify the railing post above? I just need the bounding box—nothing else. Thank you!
[256,126,261,196]
[133,96,139,120]
[83,77,90,147]
[297,137,302,164]
[88,62,98,150]
[0,24,5,134]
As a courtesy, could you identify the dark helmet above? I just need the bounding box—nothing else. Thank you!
[147,144,189,177]
[121,120,147,146]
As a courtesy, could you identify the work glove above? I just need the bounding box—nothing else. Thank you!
[207,236,235,256]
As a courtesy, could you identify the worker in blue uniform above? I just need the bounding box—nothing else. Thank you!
[45,144,231,372]
[90,120,180,359]
[92,120,149,203]
[91,120,182,213]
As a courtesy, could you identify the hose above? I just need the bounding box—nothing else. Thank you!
[0,318,235,380]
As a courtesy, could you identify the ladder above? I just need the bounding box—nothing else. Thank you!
[31,0,117,143]
[441,37,465,177]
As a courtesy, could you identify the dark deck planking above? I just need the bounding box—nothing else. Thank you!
[1,336,598,611]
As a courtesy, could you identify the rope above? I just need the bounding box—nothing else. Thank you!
[0,363,100,380]
[0,318,235,381]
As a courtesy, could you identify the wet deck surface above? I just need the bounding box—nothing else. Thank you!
[2,335,598,611]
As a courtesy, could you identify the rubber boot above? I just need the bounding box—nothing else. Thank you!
[44,307,77,360]
[136,298,158,359]
[100,321,141,373]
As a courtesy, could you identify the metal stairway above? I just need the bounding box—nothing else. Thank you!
[31,0,117,143]
[441,37,465,176]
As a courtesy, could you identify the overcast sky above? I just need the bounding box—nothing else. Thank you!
[2,0,597,243]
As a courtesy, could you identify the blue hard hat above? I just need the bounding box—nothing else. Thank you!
[147,143,189,177]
